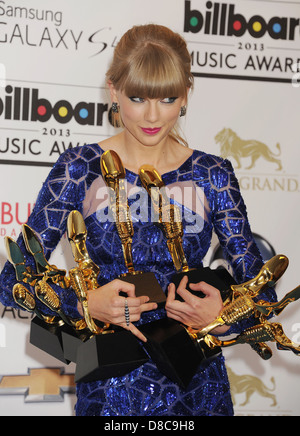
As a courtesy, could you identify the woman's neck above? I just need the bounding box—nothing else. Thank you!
[99,131,192,175]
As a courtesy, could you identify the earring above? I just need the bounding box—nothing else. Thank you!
[180,106,187,117]
[112,102,119,114]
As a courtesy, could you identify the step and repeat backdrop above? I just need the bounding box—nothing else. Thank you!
[0,0,299,416]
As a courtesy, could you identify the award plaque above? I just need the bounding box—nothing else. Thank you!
[100,150,166,307]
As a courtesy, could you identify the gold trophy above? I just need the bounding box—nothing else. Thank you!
[100,150,166,306]
[22,224,69,288]
[189,283,300,360]
[140,255,295,388]
[139,164,236,302]
[5,233,71,364]
[61,209,110,363]
[65,210,149,383]
[138,164,291,387]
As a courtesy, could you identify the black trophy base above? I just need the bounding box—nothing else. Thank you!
[29,316,70,364]
[140,318,205,389]
[61,325,92,363]
[74,329,149,383]
[119,271,166,307]
[171,267,236,302]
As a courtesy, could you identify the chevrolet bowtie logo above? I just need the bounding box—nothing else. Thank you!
[0,368,76,402]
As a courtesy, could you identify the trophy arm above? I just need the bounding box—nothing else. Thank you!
[255,285,300,318]
[196,294,257,339]
[115,200,135,273]
[213,320,300,358]
[69,268,112,335]
[269,322,300,355]
[230,254,289,299]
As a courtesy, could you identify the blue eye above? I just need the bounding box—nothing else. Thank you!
[129,97,145,103]
[161,97,178,104]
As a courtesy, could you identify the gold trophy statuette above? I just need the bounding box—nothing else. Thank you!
[68,268,105,335]
[101,150,140,275]
[4,236,42,286]
[60,210,115,368]
[140,252,297,388]
[230,254,289,300]
[35,279,86,331]
[67,210,110,332]
[100,150,166,305]
[190,263,300,361]
[139,164,235,302]
[67,210,100,290]
[139,165,189,273]
[65,208,149,383]
[68,267,149,384]
[22,224,69,288]
[13,283,60,326]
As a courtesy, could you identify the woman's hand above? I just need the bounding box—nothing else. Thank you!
[166,276,230,335]
[78,279,157,342]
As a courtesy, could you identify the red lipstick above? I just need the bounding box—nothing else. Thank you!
[141,127,161,135]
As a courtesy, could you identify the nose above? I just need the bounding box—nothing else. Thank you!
[144,101,160,124]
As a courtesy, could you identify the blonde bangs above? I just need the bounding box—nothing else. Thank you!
[117,45,188,99]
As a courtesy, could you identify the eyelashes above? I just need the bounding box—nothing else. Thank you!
[129,97,178,104]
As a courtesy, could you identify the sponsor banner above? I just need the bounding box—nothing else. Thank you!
[184,0,300,82]
[0,0,299,416]
[0,80,112,165]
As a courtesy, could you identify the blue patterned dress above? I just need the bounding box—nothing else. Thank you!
[0,143,276,416]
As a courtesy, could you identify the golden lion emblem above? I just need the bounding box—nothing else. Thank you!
[227,367,277,407]
[215,128,282,171]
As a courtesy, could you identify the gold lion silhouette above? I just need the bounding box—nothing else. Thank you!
[227,367,277,408]
[215,128,282,171]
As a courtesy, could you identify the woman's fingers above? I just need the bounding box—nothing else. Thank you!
[123,322,147,343]
[189,281,221,297]
[85,279,158,341]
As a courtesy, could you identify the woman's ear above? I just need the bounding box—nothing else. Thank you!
[107,80,118,104]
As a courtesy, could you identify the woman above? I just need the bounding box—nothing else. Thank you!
[0,24,275,416]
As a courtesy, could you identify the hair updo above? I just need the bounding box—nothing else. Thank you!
[106,24,193,145]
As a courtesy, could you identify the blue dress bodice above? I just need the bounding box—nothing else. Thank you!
[0,143,276,416]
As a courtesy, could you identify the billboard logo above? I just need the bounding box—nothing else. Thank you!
[184,1,300,40]
[0,85,109,126]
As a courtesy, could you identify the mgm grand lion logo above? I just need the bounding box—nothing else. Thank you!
[227,367,277,408]
[215,128,282,171]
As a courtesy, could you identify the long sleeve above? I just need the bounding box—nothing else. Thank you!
[0,145,99,318]
[198,155,277,334]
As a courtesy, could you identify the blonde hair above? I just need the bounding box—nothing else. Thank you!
[106,24,193,146]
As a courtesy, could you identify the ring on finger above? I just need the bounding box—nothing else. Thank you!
[124,298,130,327]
